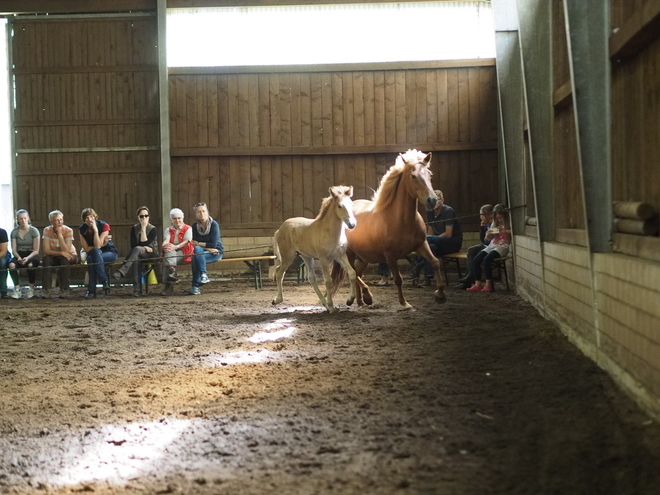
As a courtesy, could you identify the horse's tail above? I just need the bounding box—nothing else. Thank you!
[330,260,345,295]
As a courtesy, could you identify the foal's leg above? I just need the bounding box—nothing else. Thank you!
[300,255,330,311]
[386,255,412,310]
[415,241,447,304]
[319,259,337,313]
[272,249,296,305]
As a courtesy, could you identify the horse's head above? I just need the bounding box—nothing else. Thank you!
[398,149,437,210]
[330,185,357,230]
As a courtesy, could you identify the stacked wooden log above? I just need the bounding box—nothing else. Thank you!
[613,202,658,236]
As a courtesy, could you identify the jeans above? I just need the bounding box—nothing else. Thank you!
[86,248,118,292]
[377,263,390,277]
[191,246,222,287]
[472,249,502,281]
[0,253,8,295]
[413,235,462,279]
[460,244,487,284]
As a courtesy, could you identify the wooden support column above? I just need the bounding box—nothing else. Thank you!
[157,0,172,229]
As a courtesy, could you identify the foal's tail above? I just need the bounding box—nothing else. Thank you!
[330,260,345,295]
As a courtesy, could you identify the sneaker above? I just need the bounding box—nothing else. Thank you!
[26,288,35,299]
[481,285,493,293]
[42,290,52,299]
[189,286,201,295]
[466,285,482,292]
[200,274,210,284]
[10,290,21,299]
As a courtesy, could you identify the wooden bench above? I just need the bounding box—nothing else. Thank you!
[441,252,512,290]
[117,255,278,293]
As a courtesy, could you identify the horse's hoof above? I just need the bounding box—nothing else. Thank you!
[398,303,413,311]
[272,298,282,305]
[346,297,355,306]
[363,294,373,305]
[434,291,447,304]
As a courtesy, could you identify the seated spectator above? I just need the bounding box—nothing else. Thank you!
[79,208,118,298]
[466,204,511,293]
[454,204,494,290]
[8,209,41,299]
[189,202,223,296]
[161,208,193,296]
[0,226,9,299]
[112,206,159,297]
[410,189,462,285]
[42,210,78,299]
[374,263,391,286]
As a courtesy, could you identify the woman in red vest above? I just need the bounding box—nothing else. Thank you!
[161,208,193,296]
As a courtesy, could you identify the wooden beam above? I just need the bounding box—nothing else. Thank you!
[556,228,588,247]
[0,0,156,14]
[553,80,572,109]
[171,142,498,157]
[612,233,660,263]
[610,0,660,59]
[14,66,158,75]
[168,0,481,7]
[169,59,497,75]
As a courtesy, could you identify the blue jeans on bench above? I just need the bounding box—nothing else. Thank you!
[191,246,223,288]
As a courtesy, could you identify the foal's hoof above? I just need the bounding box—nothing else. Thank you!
[272,298,282,305]
[363,294,373,305]
[346,297,355,307]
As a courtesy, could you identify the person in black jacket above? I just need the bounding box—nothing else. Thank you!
[112,206,159,297]
[454,204,493,290]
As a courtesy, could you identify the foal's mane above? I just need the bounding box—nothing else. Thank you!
[315,194,335,221]
[372,149,427,211]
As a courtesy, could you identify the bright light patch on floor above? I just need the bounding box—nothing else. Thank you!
[205,349,273,366]
[249,318,296,343]
[49,419,190,487]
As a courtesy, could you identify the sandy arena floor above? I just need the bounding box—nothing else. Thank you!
[1,276,660,495]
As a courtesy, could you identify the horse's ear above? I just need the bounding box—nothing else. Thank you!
[423,152,432,167]
[329,186,338,198]
[346,186,354,197]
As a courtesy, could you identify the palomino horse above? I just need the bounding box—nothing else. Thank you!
[333,150,445,310]
[272,185,358,313]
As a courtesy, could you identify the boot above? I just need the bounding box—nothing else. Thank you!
[166,267,179,282]
[161,282,174,296]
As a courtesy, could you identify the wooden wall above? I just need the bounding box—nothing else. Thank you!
[168,63,499,236]
[496,0,660,419]
[11,15,161,254]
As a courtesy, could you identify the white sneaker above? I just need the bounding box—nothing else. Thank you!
[200,274,210,284]
[10,290,21,299]
[26,288,35,299]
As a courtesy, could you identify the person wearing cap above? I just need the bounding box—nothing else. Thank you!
[189,202,223,296]
[454,204,494,290]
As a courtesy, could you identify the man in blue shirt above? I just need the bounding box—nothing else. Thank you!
[410,190,463,284]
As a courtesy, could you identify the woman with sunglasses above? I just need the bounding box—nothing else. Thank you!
[112,206,159,297]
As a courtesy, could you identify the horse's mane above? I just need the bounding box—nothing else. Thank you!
[372,149,426,211]
[315,195,334,221]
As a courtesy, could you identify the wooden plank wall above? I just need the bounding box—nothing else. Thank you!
[12,16,161,254]
[168,64,499,236]
[551,0,584,231]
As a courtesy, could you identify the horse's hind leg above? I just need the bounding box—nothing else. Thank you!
[300,256,330,312]
[354,259,373,306]
[416,241,447,304]
[387,255,412,310]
